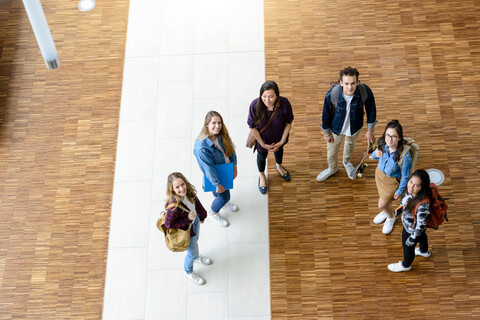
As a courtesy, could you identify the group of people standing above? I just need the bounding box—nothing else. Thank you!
[163,66,434,286]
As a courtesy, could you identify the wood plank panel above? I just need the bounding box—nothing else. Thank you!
[265,0,480,318]
[0,1,128,319]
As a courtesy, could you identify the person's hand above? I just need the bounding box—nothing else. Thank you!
[271,140,285,152]
[216,184,225,193]
[365,130,375,145]
[233,165,238,179]
[374,148,383,158]
[393,193,400,200]
[405,237,415,247]
[188,211,197,221]
[324,134,334,143]
[261,142,275,151]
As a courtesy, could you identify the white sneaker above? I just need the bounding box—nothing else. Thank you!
[415,247,431,258]
[210,213,229,227]
[195,255,213,265]
[222,202,238,212]
[387,261,411,272]
[184,271,205,285]
[316,168,338,182]
[382,217,395,234]
[373,211,387,224]
[343,161,356,180]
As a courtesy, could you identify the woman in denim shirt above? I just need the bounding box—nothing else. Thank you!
[194,111,238,227]
[371,120,412,235]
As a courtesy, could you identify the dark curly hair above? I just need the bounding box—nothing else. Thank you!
[339,66,359,81]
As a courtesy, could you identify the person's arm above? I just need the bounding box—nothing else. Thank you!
[249,127,274,151]
[272,122,292,151]
[194,142,221,187]
[396,151,412,197]
[195,198,208,222]
[272,98,294,151]
[321,92,334,143]
[405,202,430,246]
[364,86,377,144]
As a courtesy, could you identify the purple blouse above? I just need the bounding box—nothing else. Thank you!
[247,96,294,153]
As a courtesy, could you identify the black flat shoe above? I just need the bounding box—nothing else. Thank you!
[258,177,267,194]
[275,164,290,181]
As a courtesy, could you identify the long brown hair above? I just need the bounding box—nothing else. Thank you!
[197,110,235,157]
[254,81,280,125]
[165,172,197,208]
[402,169,434,212]
[377,120,404,162]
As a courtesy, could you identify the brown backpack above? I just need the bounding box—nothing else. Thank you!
[398,137,419,174]
[157,203,192,252]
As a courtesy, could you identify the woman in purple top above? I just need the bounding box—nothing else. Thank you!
[247,81,294,194]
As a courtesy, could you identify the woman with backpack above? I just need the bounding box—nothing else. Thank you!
[194,111,238,227]
[388,169,433,272]
[247,81,294,194]
[164,172,211,285]
[371,120,412,234]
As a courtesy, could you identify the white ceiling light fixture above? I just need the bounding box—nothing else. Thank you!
[78,0,96,12]
[22,0,60,69]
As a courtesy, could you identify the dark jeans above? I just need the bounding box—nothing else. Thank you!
[257,146,284,172]
[402,227,428,268]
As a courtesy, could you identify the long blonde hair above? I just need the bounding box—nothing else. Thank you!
[197,110,235,157]
[165,172,197,208]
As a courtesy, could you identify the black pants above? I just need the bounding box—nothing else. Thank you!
[256,146,284,172]
[402,227,428,268]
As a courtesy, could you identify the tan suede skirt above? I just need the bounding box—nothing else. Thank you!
[375,166,399,202]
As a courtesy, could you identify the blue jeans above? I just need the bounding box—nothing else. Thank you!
[211,189,230,213]
[184,215,200,274]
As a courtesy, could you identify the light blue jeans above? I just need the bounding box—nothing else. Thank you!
[184,215,200,274]
[211,189,230,213]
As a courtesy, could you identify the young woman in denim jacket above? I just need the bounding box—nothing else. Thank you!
[193,111,238,227]
[387,169,432,272]
[371,120,412,235]
[165,172,211,285]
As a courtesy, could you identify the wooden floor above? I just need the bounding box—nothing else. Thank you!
[0,1,128,319]
[265,0,480,319]
[2,0,480,319]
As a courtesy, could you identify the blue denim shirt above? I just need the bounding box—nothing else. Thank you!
[321,84,377,135]
[371,145,412,196]
[193,136,237,187]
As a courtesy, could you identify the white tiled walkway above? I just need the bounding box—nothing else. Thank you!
[103,1,270,319]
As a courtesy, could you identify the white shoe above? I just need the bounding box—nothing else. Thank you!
[184,271,205,285]
[415,247,431,258]
[316,168,338,182]
[222,202,238,212]
[343,161,356,180]
[382,217,395,234]
[373,211,387,224]
[210,213,229,227]
[387,261,411,272]
[195,255,213,265]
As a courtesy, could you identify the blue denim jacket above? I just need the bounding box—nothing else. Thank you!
[371,145,412,196]
[321,84,377,135]
[193,136,237,187]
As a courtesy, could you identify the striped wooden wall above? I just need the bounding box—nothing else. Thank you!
[265,0,480,318]
[0,1,128,319]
